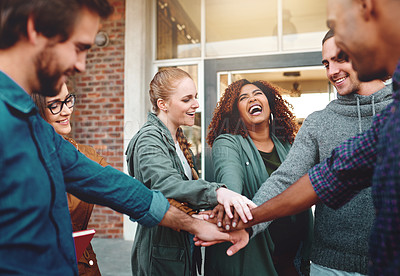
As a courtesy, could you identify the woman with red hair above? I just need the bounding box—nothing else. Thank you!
[205,79,313,276]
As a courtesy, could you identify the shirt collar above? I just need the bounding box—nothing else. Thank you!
[0,71,36,114]
[147,112,176,145]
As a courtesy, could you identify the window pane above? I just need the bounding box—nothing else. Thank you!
[159,65,198,89]
[157,0,201,60]
[182,113,202,177]
[218,73,228,98]
[230,68,330,120]
[282,0,328,51]
[206,0,278,57]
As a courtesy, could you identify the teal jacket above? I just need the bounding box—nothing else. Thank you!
[126,112,223,276]
[205,133,313,276]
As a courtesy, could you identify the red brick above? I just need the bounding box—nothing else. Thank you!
[70,0,125,239]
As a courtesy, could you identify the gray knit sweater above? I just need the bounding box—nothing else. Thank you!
[252,85,392,274]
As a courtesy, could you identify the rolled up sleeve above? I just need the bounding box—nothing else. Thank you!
[132,190,170,227]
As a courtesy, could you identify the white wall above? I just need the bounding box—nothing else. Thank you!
[123,0,153,241]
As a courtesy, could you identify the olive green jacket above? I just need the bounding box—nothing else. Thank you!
[205,133,313,276]
[126,112,223,276]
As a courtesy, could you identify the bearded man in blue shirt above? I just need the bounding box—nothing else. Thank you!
[0,1,251,275]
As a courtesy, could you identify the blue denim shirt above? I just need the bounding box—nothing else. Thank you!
[0,71,170,275]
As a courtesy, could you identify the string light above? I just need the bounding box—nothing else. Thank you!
[158,1,199,44]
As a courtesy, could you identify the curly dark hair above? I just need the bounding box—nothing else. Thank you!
[207,79,299,146]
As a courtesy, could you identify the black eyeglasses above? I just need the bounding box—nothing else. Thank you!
[47,94,76,115]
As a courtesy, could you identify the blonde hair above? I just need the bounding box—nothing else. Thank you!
[176,127,199,180]
[149,68,192,114]
[149,68,198,179]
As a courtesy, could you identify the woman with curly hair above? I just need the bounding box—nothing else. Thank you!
[205,79,313,276]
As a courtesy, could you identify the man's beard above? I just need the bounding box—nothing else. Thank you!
[33,46,66,97]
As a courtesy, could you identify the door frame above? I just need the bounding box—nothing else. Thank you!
[203,51,323,181]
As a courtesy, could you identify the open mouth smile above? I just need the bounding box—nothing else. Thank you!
[57,118,69,125]
[248,104,262,115]
[334,76,347,86]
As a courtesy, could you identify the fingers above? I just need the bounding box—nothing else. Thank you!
[192,214,207,220]
[198,210,213,215]
[209,192,255,229]
[231,199,248,223]
[209,204,223,219]
[245,198,258,209]
[223,207,233,230]
[226,241,245,256]
[194,240,222,247]
[224,201,234,219]
[213,200,251,229]
[232,196,256,222]
[217,205,225,228]
[231,209,240,228]
[204,215,218,224]
[238,199,253,222]
[226,230,249,256]
[193,236,219,247]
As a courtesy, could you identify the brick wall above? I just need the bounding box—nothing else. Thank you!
[70,0,126,239]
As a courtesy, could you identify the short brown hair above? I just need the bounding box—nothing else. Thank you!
[0,0,113,49]
[322,29,334,46]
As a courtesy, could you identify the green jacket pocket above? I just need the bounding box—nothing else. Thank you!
[150,245,186,276]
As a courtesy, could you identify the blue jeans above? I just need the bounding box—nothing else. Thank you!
[310,263,366,276]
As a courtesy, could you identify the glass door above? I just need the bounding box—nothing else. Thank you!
[217,66,332,123]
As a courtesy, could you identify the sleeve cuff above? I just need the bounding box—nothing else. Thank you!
[216,183,227,189]
[308,164,344,210]
[130,190,170,227]
[251,221,272,238]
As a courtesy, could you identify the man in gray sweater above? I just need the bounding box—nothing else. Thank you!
[251,30,392,275]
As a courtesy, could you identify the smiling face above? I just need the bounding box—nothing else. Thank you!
[44,83,73,136]
[164,77,199,129]
[322,37,361,96]
[33,7,100,97]
[237,84,271,129]
[327,0,392,81]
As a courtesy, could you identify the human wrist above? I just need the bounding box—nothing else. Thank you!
[245,227,253,239]
[184,216,200,235]
[216,185,226,193]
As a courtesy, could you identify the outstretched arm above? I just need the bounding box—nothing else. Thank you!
[196,174,318,255]
[158,204,229,240]
[159,204,249,254]
[246,174,319,228]
[206,174,318,230]
[212,135,257,225]
[216,187,256,223]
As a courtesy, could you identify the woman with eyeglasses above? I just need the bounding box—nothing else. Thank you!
[32,83,107,276]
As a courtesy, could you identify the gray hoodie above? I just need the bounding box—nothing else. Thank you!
[251,85,392,274]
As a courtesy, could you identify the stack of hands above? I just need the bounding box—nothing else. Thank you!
[192,187,258,256]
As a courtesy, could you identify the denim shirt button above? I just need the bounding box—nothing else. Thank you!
[245,161,249,166]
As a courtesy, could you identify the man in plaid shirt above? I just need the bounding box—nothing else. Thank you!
[206,0,400,274]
